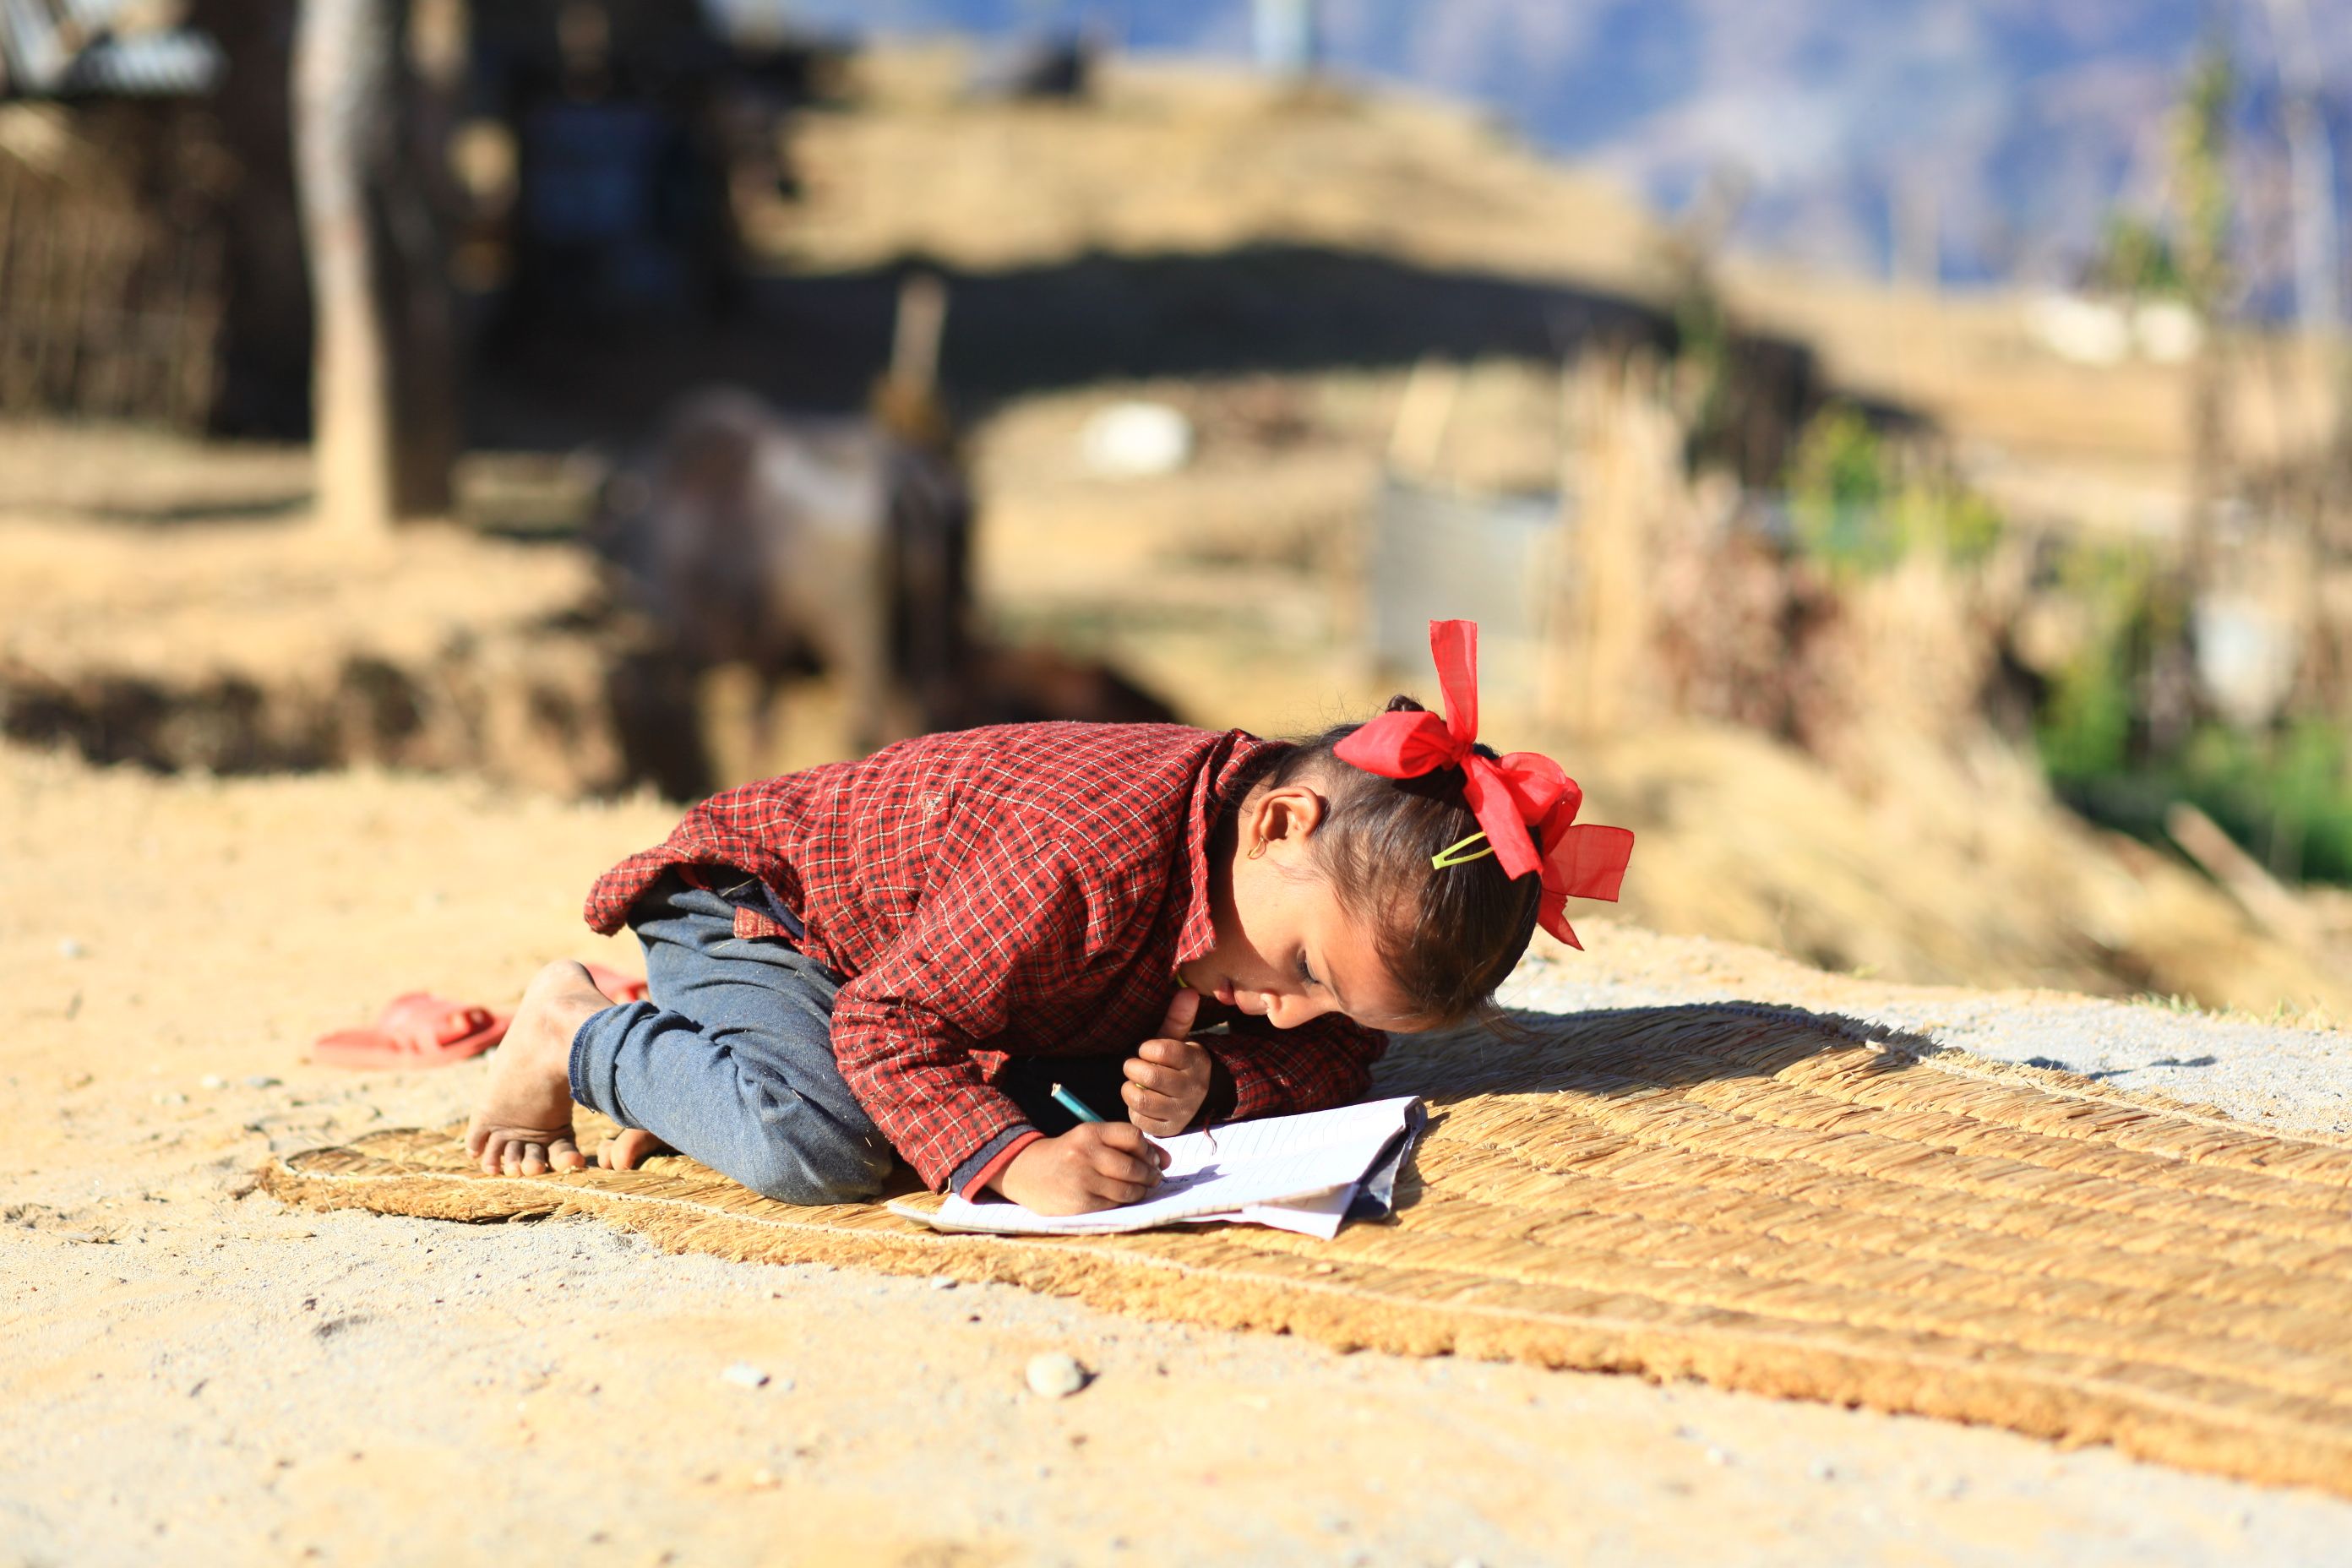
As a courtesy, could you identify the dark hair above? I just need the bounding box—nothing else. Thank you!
[1253,696,1543,1027]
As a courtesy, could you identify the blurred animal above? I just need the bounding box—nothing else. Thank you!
[964,32,1097,101]
[594,272,1175,776]
[593,386,970,758]
[942,642,1179,732]
[593,385,1178,771]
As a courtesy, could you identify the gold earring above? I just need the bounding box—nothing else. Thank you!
[1246,839,1268,860]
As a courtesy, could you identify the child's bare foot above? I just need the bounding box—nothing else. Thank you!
[465,960,612,1177]
[595,1127,673,1170]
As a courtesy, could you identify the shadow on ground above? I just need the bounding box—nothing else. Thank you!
[466,242,1696,451]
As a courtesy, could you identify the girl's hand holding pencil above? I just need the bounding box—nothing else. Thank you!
[991,990,1206,1215]
[995,1120,1170,1214]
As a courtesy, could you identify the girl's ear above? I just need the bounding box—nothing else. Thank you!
[1252,783,1328,852]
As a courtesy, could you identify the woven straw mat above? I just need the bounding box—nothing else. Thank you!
[262,1002,2352,1495]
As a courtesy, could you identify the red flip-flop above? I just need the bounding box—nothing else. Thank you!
[582,962,650,1003]
[313,993,510,1070]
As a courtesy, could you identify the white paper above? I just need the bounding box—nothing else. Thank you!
[891,1096,1418,1238]
[1233,1184,1355,1240]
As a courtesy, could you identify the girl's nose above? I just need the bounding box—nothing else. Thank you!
[1267,991,1332,1030]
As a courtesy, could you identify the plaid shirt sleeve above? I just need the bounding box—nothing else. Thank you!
[828,850,1103,1190]
[1206,1013,1389,1121]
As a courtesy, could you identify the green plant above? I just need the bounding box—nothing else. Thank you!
[2171,35,2235,320]
[2174,720,2352,884]
[1786,406,2005,578]
[2033,537,2352,885]
[2087,213,2186,298]
[2036,542,2161,781]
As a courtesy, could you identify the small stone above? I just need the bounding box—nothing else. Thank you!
[242,1075,280,1090]
[200,1075,227,1091]
[58,938,85,960]
[1705,1446,1731,1467]
[720,1363,769,1389]
[929,1276,957,1290]
[1808,1459,1836,1482]
[748,1467,779,1490]
[151,1091,187,1107]
[1024,1351,1086,1398]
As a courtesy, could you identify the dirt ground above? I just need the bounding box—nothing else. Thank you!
[11,739,2352,1566]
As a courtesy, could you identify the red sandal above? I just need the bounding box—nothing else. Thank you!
[581,962,650,1003]
[312,993,510,1070]
[310,963,649,1070]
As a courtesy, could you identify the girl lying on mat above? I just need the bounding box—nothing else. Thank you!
[466,620,1631,1216]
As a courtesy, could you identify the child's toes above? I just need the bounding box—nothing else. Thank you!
[596,1128,669,1170]
[549,1138,585,1172]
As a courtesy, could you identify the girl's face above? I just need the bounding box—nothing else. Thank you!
[1182,782,1424,1033]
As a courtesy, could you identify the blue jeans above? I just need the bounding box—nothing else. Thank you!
[569,873,896,1204]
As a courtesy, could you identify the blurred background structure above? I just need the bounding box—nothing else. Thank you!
[3,0,2349,1017]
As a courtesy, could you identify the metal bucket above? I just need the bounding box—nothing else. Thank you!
[1366,473,1568,708]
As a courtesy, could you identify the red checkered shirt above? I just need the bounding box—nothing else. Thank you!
[584,722,1388,1191]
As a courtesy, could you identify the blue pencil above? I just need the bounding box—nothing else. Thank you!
[1048,1082,1105,1123]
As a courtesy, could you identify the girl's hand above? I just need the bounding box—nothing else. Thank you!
[1121,989,1210,1136]
[995,1123,1168,1214]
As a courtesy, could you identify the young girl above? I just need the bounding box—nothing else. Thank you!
[467,620,1631,1216]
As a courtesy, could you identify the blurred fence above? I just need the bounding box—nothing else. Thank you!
[0,102,225,428]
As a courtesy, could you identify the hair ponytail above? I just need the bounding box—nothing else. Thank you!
[1250,696,1543,1026]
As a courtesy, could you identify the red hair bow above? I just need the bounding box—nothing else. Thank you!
[1333,619,1634,949]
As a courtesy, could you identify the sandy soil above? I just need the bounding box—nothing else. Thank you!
[10,738,2352,1567]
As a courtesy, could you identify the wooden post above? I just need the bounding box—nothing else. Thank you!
[388,0,464,517]
[1548,351,1671,738]
[294,0,395,536]
[2260,0,2340,333]
[2174,37,2235,595]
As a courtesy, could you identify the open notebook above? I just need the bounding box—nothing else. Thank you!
[889,1095,1425,1240]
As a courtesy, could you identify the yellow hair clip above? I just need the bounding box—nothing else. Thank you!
[1431,830,1496,870]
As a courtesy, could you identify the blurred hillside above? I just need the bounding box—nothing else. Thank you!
[749,45,2335,531]
[746,0,2352,295]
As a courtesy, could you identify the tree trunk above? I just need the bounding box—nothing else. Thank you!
[294,0,395,535]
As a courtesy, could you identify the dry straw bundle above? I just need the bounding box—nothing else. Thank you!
[265,1004,2352,1495]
